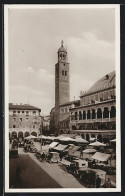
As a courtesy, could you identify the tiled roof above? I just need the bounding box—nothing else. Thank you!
[9,103,41,112]
[80,70,115,97]
[89,70,115,93]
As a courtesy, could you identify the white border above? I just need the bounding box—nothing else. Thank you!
[4,4,121,193]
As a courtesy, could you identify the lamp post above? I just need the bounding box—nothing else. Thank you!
[39,116,43,152]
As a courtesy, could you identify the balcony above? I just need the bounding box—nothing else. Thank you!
[70,117,116,124]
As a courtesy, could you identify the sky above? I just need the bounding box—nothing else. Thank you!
[8,7,115,115]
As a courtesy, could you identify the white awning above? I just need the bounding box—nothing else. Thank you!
[92,152,111,162]
[83,149,97,154]
[89,141,106,147]
[54,144,68,151]
[110,139,116,142]
[49,142,59,148]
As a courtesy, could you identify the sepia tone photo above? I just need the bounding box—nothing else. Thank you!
[4,4,121,192]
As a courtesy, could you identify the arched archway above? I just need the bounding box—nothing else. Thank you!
[81,134,84,139]
[75,112,78,120]
[97,108,102,119]
[110,106,116,118]
[60,130,63,134]
[103,107,109,118]
[31,132,37,137]
[24,131,30,137]
[92,109,96,119]
[91,134,95,138]
[79,111,82,120]
[97,134,102,142]
[83,111,86,120]
[18,132,23,138]
[11,131,17,139]
[87,110,90,119]
[86,134,90,141]
[72,125,76,130]
[67,130,70,134]
[79,125,83,130]
[112,124,116,130]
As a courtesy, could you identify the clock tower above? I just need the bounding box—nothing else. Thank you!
[55,41,70,108]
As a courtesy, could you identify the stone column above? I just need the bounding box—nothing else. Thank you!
[102,108,104,122]
[95,110,97,121]
[84,133,87,140]
[86,111,87,122]
[109,110,111,122]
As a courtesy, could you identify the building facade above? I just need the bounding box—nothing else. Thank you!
[50,42,116,141]
[69,71,116,142]
[9,103,42,138]
[42,115,50,135]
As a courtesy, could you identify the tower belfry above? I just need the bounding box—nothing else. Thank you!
[55,41,70,108]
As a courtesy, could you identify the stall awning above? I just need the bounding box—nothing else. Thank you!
[83,149,97,154]
[49,142,59,148]
[92,152,111,162]
[68,146,81,156]
[54,144,68,151]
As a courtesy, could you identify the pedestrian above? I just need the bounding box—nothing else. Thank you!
[105,178,111,188]
[96,175,101,188]
[59,152,63,161]
[41,152,46,161]
[14,167,22,188]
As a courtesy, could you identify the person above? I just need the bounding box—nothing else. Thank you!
[96,175,101,188]
[80,148,83,159]
[41,152,46,161]
[105,178,111,188]
[14,167,22,188]
[59,152,63,161]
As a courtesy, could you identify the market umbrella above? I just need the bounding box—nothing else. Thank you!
[83,149,97,153]
[25,135,37,139]
[38,135,48,139]
[110,139,116,142]
[60,137,75,142]
[83,148,97,159]
[73,137,88,143]
[89,141,106,147]
[90,138,97,142]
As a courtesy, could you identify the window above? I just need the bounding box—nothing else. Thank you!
[26,118,28,121]
[18,111,20,113]
[22,111,24,113]
[26,111,29,114]
[13,118,16,122]
[64,63,65,66]
[19,118,22,122]
[13,125,16,128]
[33,125,35,129]
[62,70,64,75]
[61,108,64,113]
[13,111,16,114]
[33,111,36,114]
[65,71,67,76]
[65,108,67,113]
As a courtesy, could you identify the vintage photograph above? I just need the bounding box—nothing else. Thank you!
[4,4,121,192]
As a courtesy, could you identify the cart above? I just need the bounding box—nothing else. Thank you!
[66,159,88,176]
[78,168,106,187]
[46,152,60,163]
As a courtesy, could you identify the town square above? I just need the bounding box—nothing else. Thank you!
[4,4,121,192]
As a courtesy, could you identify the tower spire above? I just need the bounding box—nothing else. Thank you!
[61,40,64,46]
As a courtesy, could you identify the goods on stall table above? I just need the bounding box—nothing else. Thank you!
[49,152,60,163]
